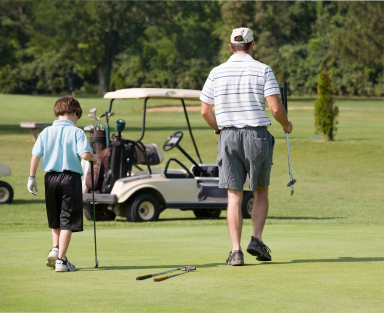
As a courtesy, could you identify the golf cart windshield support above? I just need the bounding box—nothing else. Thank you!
[181,99,203,164]
[108,99,114,114]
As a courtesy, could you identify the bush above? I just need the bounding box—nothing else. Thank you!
[314,71,339,141]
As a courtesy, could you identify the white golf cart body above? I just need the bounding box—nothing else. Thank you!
[0,163,14,204]
[82,88,252,221]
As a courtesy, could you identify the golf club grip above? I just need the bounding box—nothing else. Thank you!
[154,276,168,282]
[136,274,152,280]
[280,87,285,106]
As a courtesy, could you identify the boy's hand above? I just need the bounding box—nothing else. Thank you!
[89,153,99,163]
[27,176,38,196]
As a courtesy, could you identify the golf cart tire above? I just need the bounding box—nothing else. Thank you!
[128,194,160,222]
[0,181,13,204]
[193,209,207,218]
[84,203,116,221]
[242,191,254,219]
[193,209,222,219]
[206,209,222,219]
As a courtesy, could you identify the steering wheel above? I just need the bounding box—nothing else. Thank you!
[163,131,183,152]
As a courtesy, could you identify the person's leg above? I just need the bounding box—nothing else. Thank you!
[52,228,60,247]
[251,186,269,241]
[58,230,72,259]
[227,189,243,251]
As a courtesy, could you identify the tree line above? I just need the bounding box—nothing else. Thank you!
[1,1,383,96]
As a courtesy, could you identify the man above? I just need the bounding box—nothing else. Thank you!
[200,27,293,266]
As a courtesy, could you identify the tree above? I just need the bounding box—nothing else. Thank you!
[32,0,145,94]
[314,71,338,141]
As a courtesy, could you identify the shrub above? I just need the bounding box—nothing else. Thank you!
[314,71,339,141]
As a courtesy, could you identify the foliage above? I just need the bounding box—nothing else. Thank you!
[314,71,338,141]
[0,1,384,95]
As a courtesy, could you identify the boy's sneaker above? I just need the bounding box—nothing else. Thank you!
[226,250,244,266]
[246,236,272,261]
[55,258,76,272]
[46,247,59,268]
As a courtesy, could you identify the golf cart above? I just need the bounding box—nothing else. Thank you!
[0,163,13,204]
[82,88,254,222]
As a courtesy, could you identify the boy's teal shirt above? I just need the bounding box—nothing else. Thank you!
[32,120,91,175]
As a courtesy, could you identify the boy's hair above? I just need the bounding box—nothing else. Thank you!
[54,96,82,118]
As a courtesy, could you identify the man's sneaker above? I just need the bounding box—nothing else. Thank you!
[55,258,76,272]
[46,247,59,268]
[226,250,244,266]
[246,236,272,261]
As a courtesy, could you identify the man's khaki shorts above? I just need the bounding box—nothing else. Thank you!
[217,127,275,191]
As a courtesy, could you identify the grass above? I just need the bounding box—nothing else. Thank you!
[0,93,384,312]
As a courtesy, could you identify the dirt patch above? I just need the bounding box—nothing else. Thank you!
[147,106,313,112]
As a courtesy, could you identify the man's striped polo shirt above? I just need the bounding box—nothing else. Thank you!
[200,53,280,129]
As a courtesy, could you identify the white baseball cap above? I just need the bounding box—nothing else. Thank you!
[231,27,254,44]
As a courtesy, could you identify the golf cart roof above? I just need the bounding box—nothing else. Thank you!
[104,88,201,101]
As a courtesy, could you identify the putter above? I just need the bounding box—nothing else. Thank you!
[136,266,196,281]
[280,82,296,195]
[90,162,99,268]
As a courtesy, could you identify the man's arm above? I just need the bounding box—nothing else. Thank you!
[201,102,220,134]
[80,152,99,162]
[265,94,293,134]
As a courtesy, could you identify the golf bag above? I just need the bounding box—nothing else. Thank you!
[90,130,106,156]
[86,147,112,192]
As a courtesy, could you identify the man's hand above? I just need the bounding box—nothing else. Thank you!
[27,176,38,196]
[284,121,293,134]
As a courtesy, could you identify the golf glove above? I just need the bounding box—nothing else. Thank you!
[27,176,38,196]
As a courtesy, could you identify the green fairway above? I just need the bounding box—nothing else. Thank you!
[0,94,384,312]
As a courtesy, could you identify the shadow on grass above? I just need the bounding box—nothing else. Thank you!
[261,257,384,265]
[79,262,222,271]
[268,216,342,220]
[11,199,46,205]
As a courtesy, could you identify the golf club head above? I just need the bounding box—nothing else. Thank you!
[84,125,94,132]
[88,113,94,118]
[95,259,99,268]
[99,113,106,118]
[181,266,196,271]
[287,179,297,187]
[108,112,115,117]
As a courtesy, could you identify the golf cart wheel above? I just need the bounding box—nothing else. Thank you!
[128,194,160,222]
[242,191,254,219]
[84,203,116,221]
[206,209,222,219]
[193,209,208,218]
[0,181,13,204]
[193,209,222,219]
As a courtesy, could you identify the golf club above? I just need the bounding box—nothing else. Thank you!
[90,162,99,268]
[104,112,114,148]
[154,269,194,282]
[89,108,97,129]
[280,82,297,196]
[136,266,196,281]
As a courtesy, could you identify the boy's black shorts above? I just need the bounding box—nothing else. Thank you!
[45,171,83,232]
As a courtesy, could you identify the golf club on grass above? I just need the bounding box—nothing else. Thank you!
[136,266,196,281]
[90,161,99,268]
[280,82,297,196]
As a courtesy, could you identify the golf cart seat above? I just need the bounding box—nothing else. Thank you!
[132,143,164,166]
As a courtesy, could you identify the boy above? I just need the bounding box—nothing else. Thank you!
[27,96,98,272]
